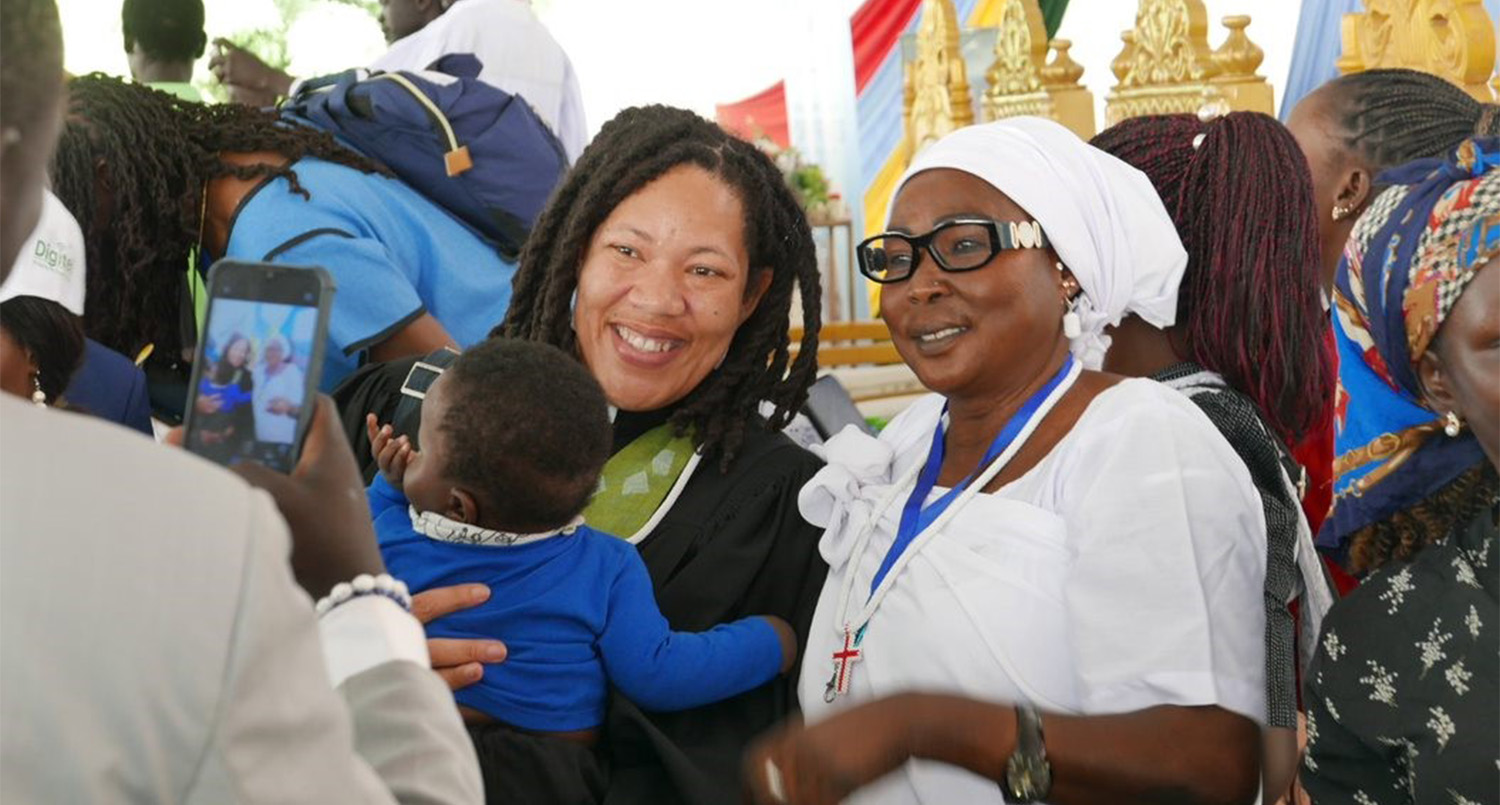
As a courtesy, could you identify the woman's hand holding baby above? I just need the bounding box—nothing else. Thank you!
[366,413,416,490]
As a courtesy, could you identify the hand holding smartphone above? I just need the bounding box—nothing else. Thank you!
[183,260,334,472]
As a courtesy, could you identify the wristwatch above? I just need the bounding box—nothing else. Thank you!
[1002,703,1052,803]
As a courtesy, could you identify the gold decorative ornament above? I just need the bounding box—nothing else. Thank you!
[1337,0,1498,101]
[979,0,1094,138]
[1211,15,1274,112]
[1105,1,1275,126]
[904,0,975,157]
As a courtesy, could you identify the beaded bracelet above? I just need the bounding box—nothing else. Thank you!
[315,573,413,616]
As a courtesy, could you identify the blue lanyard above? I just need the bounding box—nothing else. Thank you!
[868,355,1074,596]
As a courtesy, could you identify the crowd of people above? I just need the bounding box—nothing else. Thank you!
[0,0,1495,803]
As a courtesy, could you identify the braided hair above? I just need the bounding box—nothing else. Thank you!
[0,295,85,403]
[1320,68,1500,172]
[1347,463,1498,574]
[49,74,384,360]
[498,105,822,470]
[1091,112,1333,443]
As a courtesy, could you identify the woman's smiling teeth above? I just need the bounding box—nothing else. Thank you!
[615,324,682,353]
[916,326,968,344]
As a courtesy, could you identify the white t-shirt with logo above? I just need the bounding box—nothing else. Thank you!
[1,190,87,315]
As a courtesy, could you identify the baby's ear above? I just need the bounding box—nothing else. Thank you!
[447,488,480,525]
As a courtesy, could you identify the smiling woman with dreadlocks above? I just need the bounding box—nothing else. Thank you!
[50,74,518,416]
[354,105,828,804]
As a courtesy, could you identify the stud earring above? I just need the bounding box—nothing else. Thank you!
[1332,204,1352,221]
[30,375,46,407]
[1444,411,1463,438]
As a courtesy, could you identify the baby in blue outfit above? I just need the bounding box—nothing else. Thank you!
[367,338,794,740]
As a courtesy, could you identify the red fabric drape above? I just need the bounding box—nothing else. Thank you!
[715,81,790,148]
[850,0,922,95]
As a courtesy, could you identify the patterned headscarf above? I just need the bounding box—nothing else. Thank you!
[1325,137,1500,548]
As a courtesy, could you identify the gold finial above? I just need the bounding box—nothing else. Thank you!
[1042,39,1086,87]
[983,0,1046,97]
[905,0,974,155]
[1113,0,1219,89]
[981,0,1093,137]
[1106,1,1281,126]
[1112,31,1137,84]
[1213,15,1263,78]
[1338,0,1497,101]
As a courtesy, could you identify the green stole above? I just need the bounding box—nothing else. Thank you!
[582,422,698,541]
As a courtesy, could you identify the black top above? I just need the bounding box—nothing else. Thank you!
[1301,503,1498,804]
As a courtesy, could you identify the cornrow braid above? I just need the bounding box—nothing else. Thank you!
[1091,112,1334,443]
[498,105,822,470]
[49,74,385,360]
[1322,68,1499,172]
[1346,463,1498,575]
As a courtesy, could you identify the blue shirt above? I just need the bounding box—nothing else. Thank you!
[65,339,153,436]
[369,475,784,732]
[223,157,516,390]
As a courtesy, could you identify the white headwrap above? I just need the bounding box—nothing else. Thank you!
[892,117,1187,368]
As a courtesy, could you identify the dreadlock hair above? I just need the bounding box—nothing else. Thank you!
[49,74,385,361]
[1346,463,1499,575]
[438,338,612,533]
[498,105,822,470]
[1091,111,1334,443]
[122,0,206,63]
[1319,68,1500,173]
[0,295,85,403]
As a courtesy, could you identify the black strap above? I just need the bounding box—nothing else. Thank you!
[391,346,461,438]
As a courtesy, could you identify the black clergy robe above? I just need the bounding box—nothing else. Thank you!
[601,412,828,804]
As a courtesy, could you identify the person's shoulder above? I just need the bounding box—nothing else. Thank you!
[1071,375,1214,434]
[1320,546,1468,644]
[728,419,825,476]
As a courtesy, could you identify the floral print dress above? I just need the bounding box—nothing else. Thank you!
[1301,505,1498,804]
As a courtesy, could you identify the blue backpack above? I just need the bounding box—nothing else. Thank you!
[281,53,567,259]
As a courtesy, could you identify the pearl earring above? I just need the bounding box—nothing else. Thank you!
[1444,411,1463,438]
[1059,262,1082,339]
[30,375,46,407]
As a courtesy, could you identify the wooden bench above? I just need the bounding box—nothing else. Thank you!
[790,320,901,369]
[790,321,925,413]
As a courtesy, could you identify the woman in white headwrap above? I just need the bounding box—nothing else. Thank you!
[746,118,1269,805]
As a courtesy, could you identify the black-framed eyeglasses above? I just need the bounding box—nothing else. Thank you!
[855,218,1050,284]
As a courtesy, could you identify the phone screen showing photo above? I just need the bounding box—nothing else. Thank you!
[185,268,326,472]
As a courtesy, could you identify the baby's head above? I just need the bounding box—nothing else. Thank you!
[402,338,611,533]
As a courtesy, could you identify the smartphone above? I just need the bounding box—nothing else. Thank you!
[183,260,335,472]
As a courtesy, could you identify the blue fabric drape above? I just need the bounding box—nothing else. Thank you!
[1278,0,1363,121]
[1282,0,1500,121]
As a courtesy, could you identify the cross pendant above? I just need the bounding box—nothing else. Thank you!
[825,625,862,703]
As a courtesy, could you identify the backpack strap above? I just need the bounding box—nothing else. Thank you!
[391,346,461,438]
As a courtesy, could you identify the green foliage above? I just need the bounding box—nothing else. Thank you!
[790,163,830,210]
